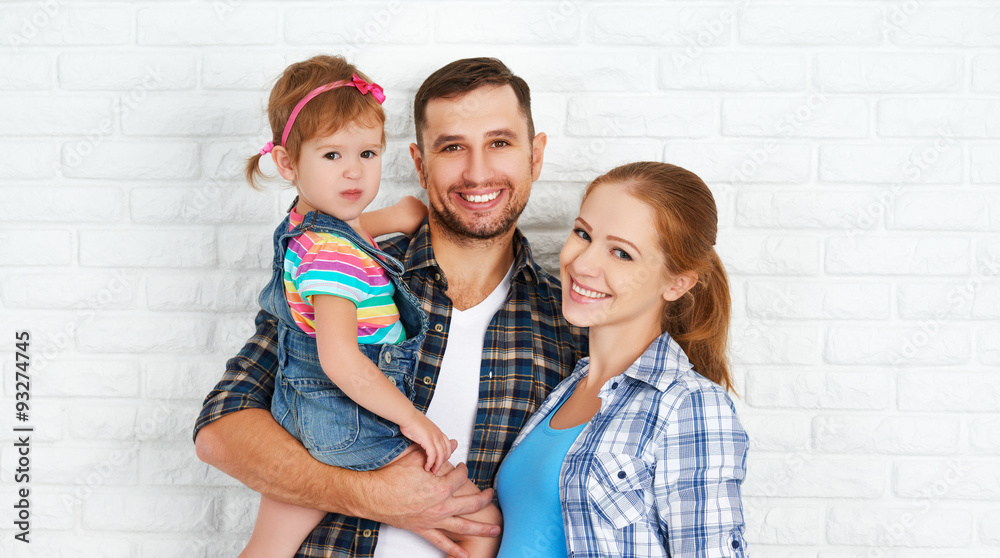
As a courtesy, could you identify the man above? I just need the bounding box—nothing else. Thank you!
[194,57,585,558]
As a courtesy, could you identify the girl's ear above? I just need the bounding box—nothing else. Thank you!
[272,146,297,182]
[662,271,698,302]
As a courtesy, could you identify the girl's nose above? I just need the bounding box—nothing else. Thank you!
[343,158,362,179]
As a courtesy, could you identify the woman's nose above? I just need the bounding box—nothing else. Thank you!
[570,243,601,278]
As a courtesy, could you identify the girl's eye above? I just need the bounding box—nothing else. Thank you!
[612,248,633,261]
[361,150,377,159]
[572,227,591,242]
[324,152,340,160]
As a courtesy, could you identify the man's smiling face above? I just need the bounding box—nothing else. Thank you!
[411,84,544,243]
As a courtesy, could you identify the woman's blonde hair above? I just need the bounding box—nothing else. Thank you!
[585,161,734,392]
[245,55,386,190]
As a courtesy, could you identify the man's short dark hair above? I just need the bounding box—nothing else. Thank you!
[413,57,534,151]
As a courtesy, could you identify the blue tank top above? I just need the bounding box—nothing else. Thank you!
[495,398,586,557]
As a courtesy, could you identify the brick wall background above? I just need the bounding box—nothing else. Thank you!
[1,1,998,556]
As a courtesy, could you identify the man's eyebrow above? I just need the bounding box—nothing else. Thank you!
[485,128,518,140]
[431,134,464,150]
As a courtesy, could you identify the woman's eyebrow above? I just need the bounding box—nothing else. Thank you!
[608,235,641,256]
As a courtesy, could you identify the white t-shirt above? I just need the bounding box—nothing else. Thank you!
[373,265,514,558]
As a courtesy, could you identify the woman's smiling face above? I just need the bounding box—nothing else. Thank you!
[559,182,691,332]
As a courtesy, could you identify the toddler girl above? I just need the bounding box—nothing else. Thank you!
[240,55,497,558]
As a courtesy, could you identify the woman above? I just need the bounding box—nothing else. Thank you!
[495,162,749,557]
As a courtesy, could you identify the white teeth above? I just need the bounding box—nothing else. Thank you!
[461,191,501,203]
[572,282,609,299]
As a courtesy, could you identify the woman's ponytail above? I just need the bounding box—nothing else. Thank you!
[663,249,731,392]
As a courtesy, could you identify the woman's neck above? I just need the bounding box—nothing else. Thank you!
[583,317,662,389]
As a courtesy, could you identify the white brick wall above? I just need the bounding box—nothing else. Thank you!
[0,1,997,556]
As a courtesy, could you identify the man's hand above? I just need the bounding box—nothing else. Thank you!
[361,441,500,558]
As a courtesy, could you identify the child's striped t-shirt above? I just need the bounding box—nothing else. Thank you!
[283,209,406,344]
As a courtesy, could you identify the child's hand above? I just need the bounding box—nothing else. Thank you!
[391,195,428,235]
[399,413,453,474]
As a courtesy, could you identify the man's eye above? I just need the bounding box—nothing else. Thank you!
[491,140,509,148]
[442,145,461,152]
[324,152,340,160]
[572,228,591,242]
[612,248,632,261]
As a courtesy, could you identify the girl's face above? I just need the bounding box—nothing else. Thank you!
[559,182,694,332]
[279,122,383,223]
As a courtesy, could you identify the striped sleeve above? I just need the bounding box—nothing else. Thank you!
[288,232,371,306]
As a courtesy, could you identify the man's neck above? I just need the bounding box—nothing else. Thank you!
[428,222,517,311]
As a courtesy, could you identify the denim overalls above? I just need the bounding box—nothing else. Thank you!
[259,205,429,471]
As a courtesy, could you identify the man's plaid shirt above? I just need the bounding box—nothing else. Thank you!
[194,222,587,557]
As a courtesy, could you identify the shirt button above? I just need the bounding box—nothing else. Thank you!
[611,382,618,389]
[363,529,373,537]
[384,353,392,364]
[434,273,441,281]
[618,471,627,479]
[388,376,396,386]
[423,375,433,385]
[434,324,444,333]
[732,540,740,549]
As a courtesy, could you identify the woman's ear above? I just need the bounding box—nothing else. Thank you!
[662,271,698,302]
[272,146,297,182]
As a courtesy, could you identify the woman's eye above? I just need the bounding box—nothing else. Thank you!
[572,227,591,242]
[612,248,632,261]
[324,152,340,160]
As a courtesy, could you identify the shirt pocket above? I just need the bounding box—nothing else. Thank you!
[588,452,654,530]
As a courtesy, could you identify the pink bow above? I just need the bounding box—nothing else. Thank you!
[351,74,385,104]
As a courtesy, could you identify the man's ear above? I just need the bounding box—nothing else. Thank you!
[272,146,297,182]
[409,143,427,190]
[662,271,698,303]
[530,132,547,182]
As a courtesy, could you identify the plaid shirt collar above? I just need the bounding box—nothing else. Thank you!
[395,219,540,285]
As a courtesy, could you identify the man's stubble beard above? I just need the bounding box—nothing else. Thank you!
[424,168,531,246]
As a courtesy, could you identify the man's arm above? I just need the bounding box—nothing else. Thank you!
[193,310,498,556]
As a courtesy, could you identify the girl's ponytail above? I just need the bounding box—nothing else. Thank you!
[245,151,270,191]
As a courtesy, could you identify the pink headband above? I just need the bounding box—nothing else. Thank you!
[259,74,386,156]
